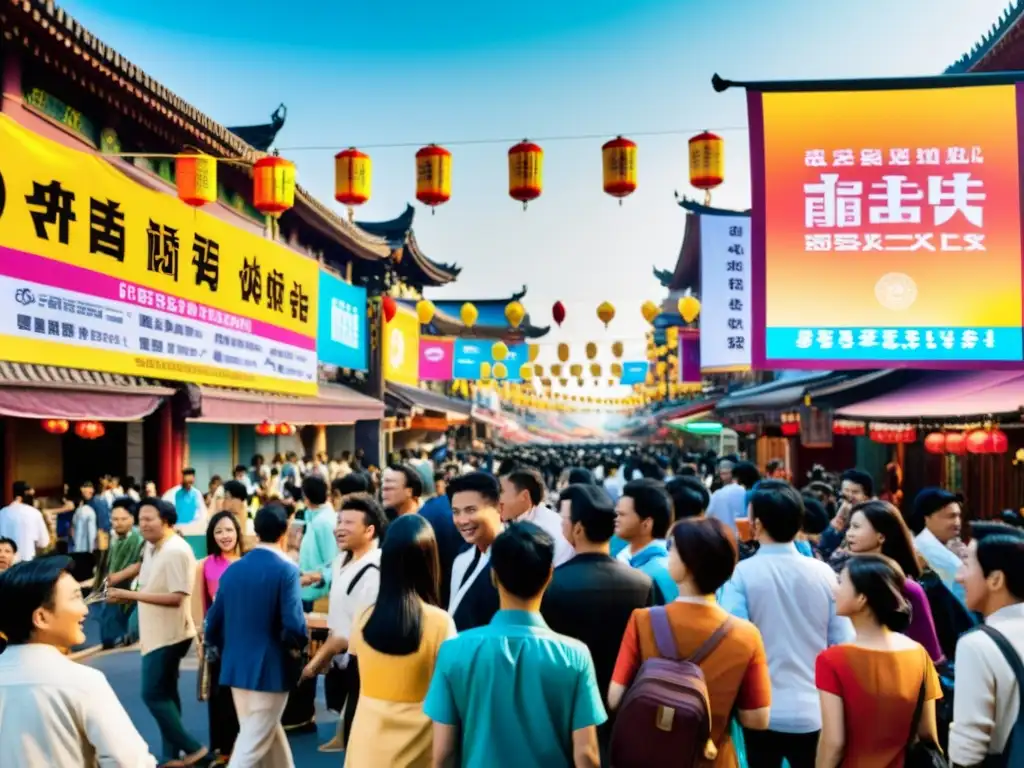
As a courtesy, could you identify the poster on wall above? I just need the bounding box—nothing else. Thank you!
[452,339,529,381]
[419,336,455,381]
[0,115,319,394]
[747,83,1023,369]
[699,213,752,372]
[382,306,420,386]
[317,271,367,371]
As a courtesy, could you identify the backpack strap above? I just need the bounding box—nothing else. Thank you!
[689,617,734,665]
[346,563,379,596]
[978,625,1024,754]
[649,606,679,660]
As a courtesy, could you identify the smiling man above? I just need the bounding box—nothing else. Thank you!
[447,471,503,631]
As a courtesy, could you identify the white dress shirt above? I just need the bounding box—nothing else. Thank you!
[519,505,574,567]
[327,545,382,640]
[914,527,967,603]
[0,501,49,561]
[0,643,155,767]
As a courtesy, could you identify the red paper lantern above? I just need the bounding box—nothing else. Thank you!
[256,420,276,436]
[508,140,543,208]
[381,296,398,324]
[252,155,296,216]
[924,432,947,454]
[780,413,800,437]
[990,428,1009,454]
[601,136,638,201]
[74,421,105,440]
[42,419,69,434]
[945,432,967,455]
[334,148,371,207]
[415,144,452,210]
[552,301,566,327]
[276,423,296,436]
[966,429,992,454]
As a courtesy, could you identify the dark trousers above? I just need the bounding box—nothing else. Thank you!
[342,658,360,745]
[99,603,130,646]
[207,659,240,758]
[141,639,204,761]
[743,728,820,768]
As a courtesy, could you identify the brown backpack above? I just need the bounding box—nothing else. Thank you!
[610,608,733,767]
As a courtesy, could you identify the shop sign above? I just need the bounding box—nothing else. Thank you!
[748,83,1023,368]
[618,361,649,385]
[0,115,318,394]
[383,305,420,386]
[453,339,528,381]
[419,336,455,381]
[699,213,751,372]
[317,270,367,371]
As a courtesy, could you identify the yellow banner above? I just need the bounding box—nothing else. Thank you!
[383,305,420,386]
[0,114,319,395]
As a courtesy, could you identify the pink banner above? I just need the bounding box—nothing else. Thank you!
[418,337,455,381]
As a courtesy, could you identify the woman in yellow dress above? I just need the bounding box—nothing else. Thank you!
[344,513,455,768]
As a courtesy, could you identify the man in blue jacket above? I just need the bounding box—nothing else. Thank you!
[205,503,307,767]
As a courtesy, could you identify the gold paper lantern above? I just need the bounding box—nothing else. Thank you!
[334,147,371,207]
[557,343,570,363]
[596,301,615,327]
[505,301,526,329]
[520,364,533,380]
[551,364,562,376]
[678,295,701,323]
[570,363,583,377]
[252,155,296,216]
[479,361,492,380]
[611,341,624,358]
[586,342,598,360]
[176,153,217,207]
[508,140,543,208]
[528,344,539,362]
[601,136,638,203]
[689,131,725,191]
[415,299,435,325]
[415,144,452,211]
[641,300,660,325]
[534,364,543,376]
[611,362,623,377]
[493,362,508,380]
[492,341,509,361]
[460,302,478,328]
[590,363,601,377]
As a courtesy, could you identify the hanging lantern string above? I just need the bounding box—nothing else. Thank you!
[275,126,749,153]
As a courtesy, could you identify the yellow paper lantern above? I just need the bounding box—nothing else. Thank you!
[519,364,533,380]
[460,302,478,328]
[678,295,701,323]
[550,364,562,376]
[527,344,540,362]
[334,147,371,207]
[611,362,623,377]
[666,326,680,346]
[479,361,492,380]
[508,140,544,208]
[176,153,217,207]
[641,300,660,325]
[585,342,598,360]
[492,341,509,361]
[415,299,435,325]
[252,156,296,216]
[415,144,452,211]
[590,363,602,377]
[493,362,508,380]
[570,363,583,377]
[689,131,725,191]
[559,378,568,387]
[611,341,624,358]
[596,301,616,328]
[505,301,526,329]
[602,135,638,203]
[557,343,570,363]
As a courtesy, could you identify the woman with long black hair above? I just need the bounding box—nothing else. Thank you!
[343,514,455,767]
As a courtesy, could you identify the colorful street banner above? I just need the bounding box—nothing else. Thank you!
[453,339,529,381]
[383,305,420,386]
[747,83,1023,369]
[619,361,649,385]
[317,271,367,371]
[419,336,455,381]
[699,213,752,372]
[0,114,319,394]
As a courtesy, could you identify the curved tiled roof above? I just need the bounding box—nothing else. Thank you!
[357,205,460,286]
[946,1,1024,73]
[7,0,390,260]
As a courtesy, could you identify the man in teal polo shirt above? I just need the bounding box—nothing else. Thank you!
[425,522,605,768]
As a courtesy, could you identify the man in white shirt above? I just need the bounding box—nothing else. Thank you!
[70,498,97,555]
[303,493,387,753]
[0,556,155,767]
[499,466,574,566]
[949,523,1024,766]
[0,481,48,562]
[912,487,967,603]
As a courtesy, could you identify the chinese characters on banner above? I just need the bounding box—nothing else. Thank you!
[317,270,368,371]
[699,213,752,372]
[0,114,319,393]
[748,84,1023,368]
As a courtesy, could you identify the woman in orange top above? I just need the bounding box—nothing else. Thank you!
[608,517,772,767]
[816,554,942,767]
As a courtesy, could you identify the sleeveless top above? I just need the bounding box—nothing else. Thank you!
[203,554,234,610]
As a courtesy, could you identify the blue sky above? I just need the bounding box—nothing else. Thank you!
[59,0,1013,390]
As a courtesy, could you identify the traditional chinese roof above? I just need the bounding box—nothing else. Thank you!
[946,1,1024,73]
[226,104,286,153]
[356,205,461,289]
[653,266,674,288]
[6,0,391,261]
[400,285,550,340]
[661,197,751,295]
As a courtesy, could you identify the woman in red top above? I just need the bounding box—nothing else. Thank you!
[816,554,942,767]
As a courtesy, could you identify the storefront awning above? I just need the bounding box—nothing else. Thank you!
[837,371,1024,421]
[190,383,383,425]
[0,362,173,421]
[385,383,471,421]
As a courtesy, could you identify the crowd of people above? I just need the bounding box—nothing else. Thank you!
[0,443,1021,768]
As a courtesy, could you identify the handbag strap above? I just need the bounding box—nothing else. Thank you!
[905,652,929,754]
[978,625,1024,753]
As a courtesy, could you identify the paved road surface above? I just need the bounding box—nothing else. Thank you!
[84,647,342,766]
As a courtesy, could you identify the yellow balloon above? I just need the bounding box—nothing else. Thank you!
[504,301,525,329]
[527,344,539,362]
[415,299,435,325]
[570,363,583,377]
[585,342,598,360]
[596,300,616,327]
[557,343,570,362]
[678,295,701,323]
[519,364,533,380]
[493,362,508,380]
[590,363,601,377]
[611,362,623,377]
[491,341,509,361]
[461,302,478,328]
[533,364,543,376]
[550,364,562,376]
[641,300,660,325]
[479,361,491,380]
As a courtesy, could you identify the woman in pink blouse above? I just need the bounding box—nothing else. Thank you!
[192,511,243,763]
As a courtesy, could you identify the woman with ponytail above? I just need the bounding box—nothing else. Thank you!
[815,555,943,767]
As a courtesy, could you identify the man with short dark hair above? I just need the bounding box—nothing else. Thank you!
[222,479,251,540]
[447,472,503,630]
[0,557,155,766]
[426,522,606,768]
[542,484,655,761]
[614,478,677,602]
[666,475,710,520]
[298,474,338,610]
[205,504,306,767]
[708,460,761,536]
[381,464,423,519]
[500,466,574,565]
[0,480,47,562]
[720,480,853,768]
[330,473,369,510]
[913,487,966,602]
[161,467,207,533]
